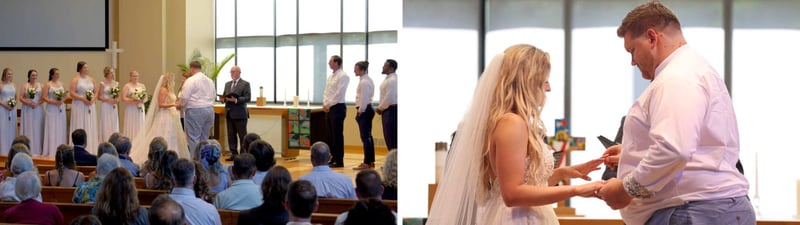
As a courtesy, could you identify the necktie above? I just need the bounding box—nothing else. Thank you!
[232,80,237,88]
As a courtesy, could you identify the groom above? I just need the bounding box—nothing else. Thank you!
[178,61,216,154]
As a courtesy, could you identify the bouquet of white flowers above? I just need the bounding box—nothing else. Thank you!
[85,90,94,101]
[54,89,67,101]
[26,87,38,99]
[131,88,147,101]
[110,86,120,99]
[7,97,15,108]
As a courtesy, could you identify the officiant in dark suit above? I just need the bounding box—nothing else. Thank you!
[220,65,251,161]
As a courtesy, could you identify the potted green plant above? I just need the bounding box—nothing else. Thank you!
[177,49,236,85]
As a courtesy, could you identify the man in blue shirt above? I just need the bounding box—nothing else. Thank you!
[169,159,221,225]
[214,153,262,210]
[298,142,356,199]
[114,136,139,177]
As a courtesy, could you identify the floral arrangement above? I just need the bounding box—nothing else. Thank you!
[26,87,38,99]
[110,86,120,99]
[7,97,15,108]
[54,90,67,101]
[85,90,94,101]
[131,87,147,101]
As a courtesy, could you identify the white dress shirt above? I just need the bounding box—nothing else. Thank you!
[355,74,374,113]
[178,72,216,109]
[617,45,749,225]
[377,73,397,111]
[322,69,349,108]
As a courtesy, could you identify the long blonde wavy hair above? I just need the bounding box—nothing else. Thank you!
[480,44,550,200]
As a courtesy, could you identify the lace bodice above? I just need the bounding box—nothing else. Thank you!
[490,142,554,190]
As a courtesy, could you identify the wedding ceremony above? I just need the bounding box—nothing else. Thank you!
[1,0,800,225]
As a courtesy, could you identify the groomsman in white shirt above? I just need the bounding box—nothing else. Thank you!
[376,59,398,150]
[352,61,375,170]
[322,55,349,168]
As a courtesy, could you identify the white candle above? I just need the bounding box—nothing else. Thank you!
[283,89,287,106]
[306,89,310,107]
[797,179,800,218]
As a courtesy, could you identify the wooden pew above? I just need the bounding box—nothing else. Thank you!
[40,186,168,205]
[218,209,240,225]
[37,165,96,175]
[135,177,146,189]
[315,198,397,214]
[37,174,145,189]
[0,202,93,223]
[216,209,338,225]
[311,213,340,225]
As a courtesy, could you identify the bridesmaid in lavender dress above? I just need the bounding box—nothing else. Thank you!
[18,69,44,156]
[121,70,146,138]
[69,61,99,152]
[98,67,120,142]
[42,68,68,157]
[0,68,17,155]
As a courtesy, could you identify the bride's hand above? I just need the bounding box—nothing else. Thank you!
[557,158,603,181]
[573,180,606,198]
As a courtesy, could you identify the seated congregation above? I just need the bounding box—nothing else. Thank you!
[0,130,398,225]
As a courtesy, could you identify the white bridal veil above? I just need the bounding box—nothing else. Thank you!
[427,53,505,225]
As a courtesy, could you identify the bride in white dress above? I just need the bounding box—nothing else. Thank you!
[428,45,606,225]
[130,73,189,164]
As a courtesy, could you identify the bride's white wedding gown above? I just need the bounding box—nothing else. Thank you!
[130,89,189,165]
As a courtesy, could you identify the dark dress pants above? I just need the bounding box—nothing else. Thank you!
[382,104,398,150]
[327,103,347,164]
[226,114,248,155]
[356,105,375,163]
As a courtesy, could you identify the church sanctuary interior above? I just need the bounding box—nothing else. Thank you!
[401,0,800,224]
[1,0,799,224]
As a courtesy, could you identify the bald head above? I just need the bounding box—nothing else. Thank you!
[310,142,331,166]
[149,194,186,225]
[230,66,241,80]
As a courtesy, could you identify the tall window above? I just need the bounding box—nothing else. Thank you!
[732,0,800,218]
[215,0,399,104]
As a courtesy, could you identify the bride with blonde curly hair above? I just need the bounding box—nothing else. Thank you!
[428,44,606,224]
[130,73,190,164]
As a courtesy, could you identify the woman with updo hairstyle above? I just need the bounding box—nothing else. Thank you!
[17,69,44,156]
[97,66,120,142]
[45,144,85,187]
[199,139,228,193]
[94,167,148,225]
[42,68,68,157]
[69,61,100,153]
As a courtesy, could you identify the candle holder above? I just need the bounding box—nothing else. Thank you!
[256,86,266,106]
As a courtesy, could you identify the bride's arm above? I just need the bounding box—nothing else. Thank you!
[158,87,176,108]
[494,114,604,207]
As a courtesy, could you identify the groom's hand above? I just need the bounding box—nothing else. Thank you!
[597,178,633,210]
